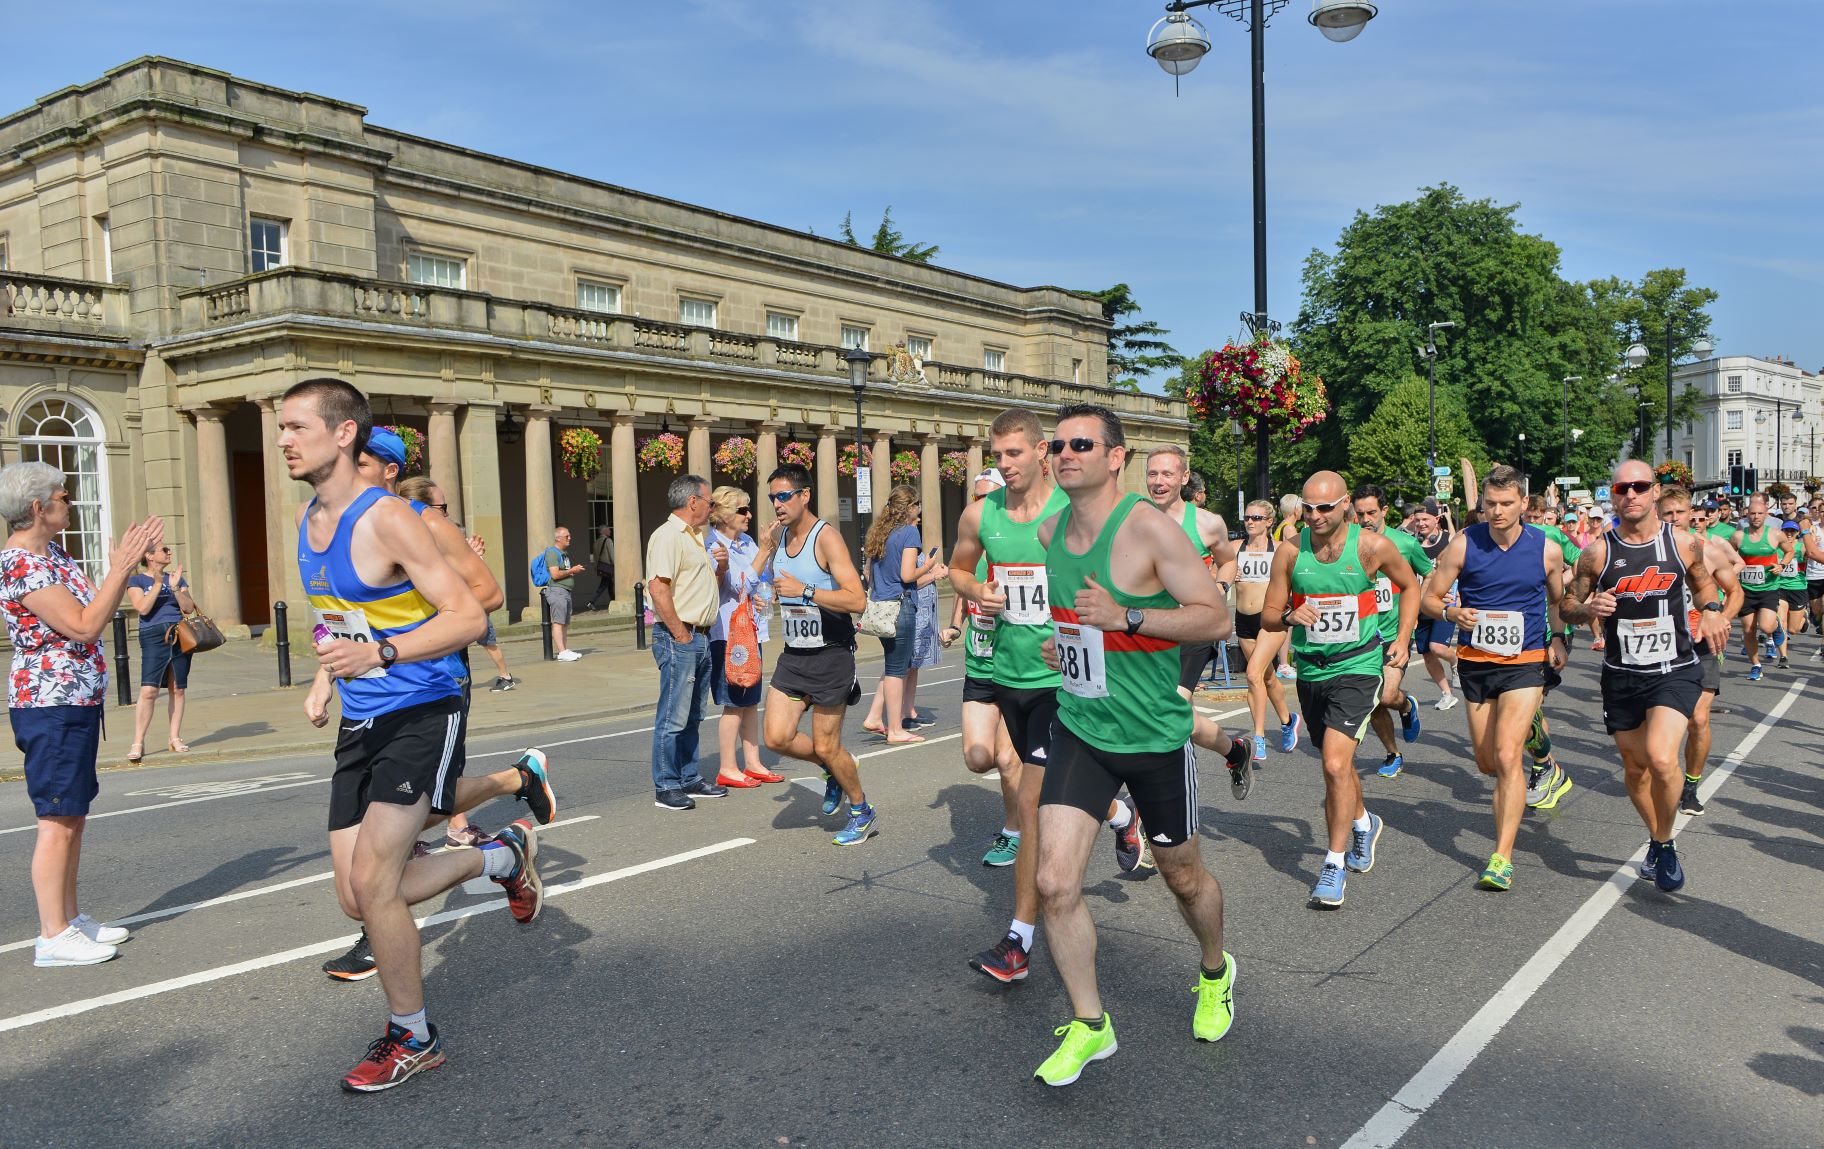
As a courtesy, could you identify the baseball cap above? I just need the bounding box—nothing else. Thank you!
[1700,499,1721,511]
[365,427,407,470]
[1782,519,1801,532]
[975,467,1006,489]
[1419,497,1441,516]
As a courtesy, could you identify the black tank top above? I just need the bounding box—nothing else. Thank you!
[1595,522,1698,675]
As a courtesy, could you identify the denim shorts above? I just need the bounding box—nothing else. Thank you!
[140,629,193,689]
[11,705,102,817]
[878,597,916,679]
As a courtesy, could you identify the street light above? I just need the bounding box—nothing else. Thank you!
[1420,320,1456,475]
[1561,375,1581,475]
[1517,431,1527,491]
[1754,402,1802,483]
[845,346,872,560]
[1230,420,1246,521]
[1145,0,1376,500]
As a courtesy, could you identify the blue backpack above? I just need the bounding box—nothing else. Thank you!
[530,547,554,588]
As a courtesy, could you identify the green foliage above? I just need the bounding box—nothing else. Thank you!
[1345,375,1487,506]
[837,207,939,264]
[1083,283,1184,387]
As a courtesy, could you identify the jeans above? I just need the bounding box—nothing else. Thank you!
[878,596,916,679]
[650,626,711,793]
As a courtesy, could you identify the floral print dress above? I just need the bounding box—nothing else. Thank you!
[0,542,107,708]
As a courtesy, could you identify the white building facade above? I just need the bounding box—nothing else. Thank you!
[1673,355,1823,486]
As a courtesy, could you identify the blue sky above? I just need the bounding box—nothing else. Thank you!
[6,1,1819,382]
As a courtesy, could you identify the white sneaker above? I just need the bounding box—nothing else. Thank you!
[71,913,129,945]
[555,650,582,662]
[34,925,118,968]
[1435,693,1460,712]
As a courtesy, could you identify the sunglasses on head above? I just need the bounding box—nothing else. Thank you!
[1303,498,1347,515]
[1048,437,1102,456]
[768,489,805,504]
[1612,480,1656,497]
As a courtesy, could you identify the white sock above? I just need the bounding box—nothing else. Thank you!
[1001,828,1020,839]
[1106,803,1133,830]
[390,1007,431,1044]
[479,840,518,879]
[1324,850,1347,869]
[1010,919,1036,950]
[1353,813,1373,832]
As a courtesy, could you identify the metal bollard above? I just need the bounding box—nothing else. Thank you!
[540,592,555,661]
[633,581,647,651]
[112,611,131,706]
[274,600,292,687]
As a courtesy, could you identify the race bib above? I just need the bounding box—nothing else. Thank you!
[1304,595,1362,646]
[966,603,996,659]
[1053,621,1109,699]
[1740,565,1767,586]
[781,603,824,650]
[1469,610,1524,657]
[1237,552,1272,584]
[994,564,1050,626]
[313,608,387,679]
[1781,556,1800,578]
[1618,615,1676,667]
[1374,577,1396,615]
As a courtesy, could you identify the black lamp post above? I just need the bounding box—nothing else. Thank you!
[1560,375,1580,476]
[1420,320,1454,475]
[844,346,872,562]
[1231,420,1245,520]
[1146,0,1378,500]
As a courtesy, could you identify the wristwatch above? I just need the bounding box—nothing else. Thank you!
[1700,601,1723,613]
[804,585,817,603]
[1124,608,1145,635]
[377,641,399,669]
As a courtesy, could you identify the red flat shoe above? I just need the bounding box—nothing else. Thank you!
[745,769,786,784]
[716,774,762,788]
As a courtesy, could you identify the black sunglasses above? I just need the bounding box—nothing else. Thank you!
[1243,514,1269,522]
[736,506,752,515]
[768,489,805,504]
[1612,480,1656,497]
[427,502,449,515]
[1048,437,1103,456]
[1303,499,1347,515]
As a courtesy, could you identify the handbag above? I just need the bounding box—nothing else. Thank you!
[724,594,761,689]
[859,594,903,638]
[166,609,226,655]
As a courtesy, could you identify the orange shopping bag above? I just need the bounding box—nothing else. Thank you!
[725,594,761,688]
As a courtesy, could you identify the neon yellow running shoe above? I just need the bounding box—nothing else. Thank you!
[1192,951,1237,1042]
[1033,1014,1117,1086]
[1531,762,1573,810]
[1477,852,1513,891]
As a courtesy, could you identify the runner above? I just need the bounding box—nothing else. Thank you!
[1730,494,1790,680]
[1407,500,1461,710]
[1420,467,1568,891]
[282,378,545,1092]
[751,463,875,845]
[1028,403,1236,1085]
[1774,516,1809,666]
[1805,509,1824,651]
[1518,494,1584,807]
[1563,461,1729,891]
[1659,486,1743,817]
[949,467,1024,866]
[1352,485,1429,780]
[949,408,1143,989]
[1145,445,1253,798]
[1235,499,1298,764]
[1262,470,1419,908]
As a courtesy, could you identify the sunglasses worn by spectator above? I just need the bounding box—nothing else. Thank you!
[1303,498,1347,515]
[1243,514,1269,522]
[736,507,752,515]
[1049,438,1102,455]
[427,503,449,515]
[1612,481,1656,497]
[768,489,805,504]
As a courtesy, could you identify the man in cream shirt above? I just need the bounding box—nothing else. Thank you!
[645,474,725,810]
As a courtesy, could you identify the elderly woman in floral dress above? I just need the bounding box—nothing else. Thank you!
[0,461,161,967]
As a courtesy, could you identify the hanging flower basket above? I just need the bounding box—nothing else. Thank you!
[1805,477,1822,495]
[890,450,920,485]
[838,443,873,478]
[375,424,424,474]
[780,440,815,469]
[637,432,685,473]
[1766,481,1794,501]
[1653,459,1694,489]
[1185,332,1328,444]
[939,450,970,485]
[714,436,757,481]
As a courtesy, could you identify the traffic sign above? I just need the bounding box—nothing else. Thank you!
[1434,476,1452,497]
[856,469,873,514]
[1554,475,1580,487]
[1594,485,1611,502]
[1432,466,1452,477]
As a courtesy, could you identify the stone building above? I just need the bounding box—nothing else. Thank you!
[0,58,1189,631]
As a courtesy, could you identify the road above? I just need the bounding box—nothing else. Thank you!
[0,656,1818,1148]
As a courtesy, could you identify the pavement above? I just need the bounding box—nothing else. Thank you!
[0,643,1819,1147]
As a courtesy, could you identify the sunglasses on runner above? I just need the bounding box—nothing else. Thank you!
[768,489,805,504]
[1611,480,1656,497]
[1302,498,1347,515]
[1048,437,1103,456]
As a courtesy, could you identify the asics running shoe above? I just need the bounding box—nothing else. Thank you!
[340,1023,445,1093]
[491,820,543,924]
[1476,852,1513,891]
[1280,713,1302,752]
[1192,953,1237,1042]
[969,932,1030,984]
[1111,799,1144,873]
[513,749,555,824]
[1033,1016,1117,1087]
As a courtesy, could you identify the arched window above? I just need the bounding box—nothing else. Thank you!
[18,396,111,578]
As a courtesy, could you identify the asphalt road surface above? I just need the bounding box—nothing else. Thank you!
[0,656,1818,1148]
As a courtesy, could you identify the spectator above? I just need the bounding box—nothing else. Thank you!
[645,474,724,810]
[862,485,939,744]
[1273,493,1302,543]
[586,524,616,611]
[705,486,780,787]
[126,541,196,761]
[1185,471,1208,508]
[0,461,161,967]
[905,543,947,725]
[540,527,585,661]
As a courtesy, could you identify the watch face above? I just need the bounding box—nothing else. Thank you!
[379,642,399,663]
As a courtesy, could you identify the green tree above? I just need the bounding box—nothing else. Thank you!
[1083,283,1183,388]
[1346,375,1488,507]
[1583,268,1717,459]
[836,207,939,263]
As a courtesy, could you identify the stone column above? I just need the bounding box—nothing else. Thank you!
[258,398,308,623]
[755,421,782,509]
[426,401,463,524]
[458,404,507,624]
[816,424,840,528]
[967,442,984,482]
[688,416,713,480]
[872,428,894,506]
[191,405,244,633]
[920,434,942,553]
[610,413,641,601]
[522,405,558,620]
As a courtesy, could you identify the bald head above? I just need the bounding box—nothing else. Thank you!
[1303,471,1346,504]
[1300,470,1351,542]
[1614,459,1655,486]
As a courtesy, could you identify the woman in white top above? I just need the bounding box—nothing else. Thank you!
[706,486,780,786]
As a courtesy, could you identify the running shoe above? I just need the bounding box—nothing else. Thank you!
[833,803,878,846]
[1279,713,1302,753]
[323,931,378,982]
[1345,812,1384,873]
[1591,637,1606,652]
[1033,1015,1117,1087]
[1476,852,1513,891]
[1378,753,1403,779]
[1679,780,1706,816]
[1229,760,1253,801]
[1748,664,1763,682]
[1276,664,1297,681]
[1638,840,1662,882]
[1655,840,1686,892]
[1778,657,1791,670]
[969,932,1030,984]
[489,676,514,692]
[1192,953,1237,1043]
[1111,799,1144,872]
[33,925,117,968]
[1309,862,1347,908]
[1138,840,1157,871]
[340,1022,446,1093]
[1530,762,1572,810]
[491,819,543,924]
[513,748,556,824]
[1251,734,1268,763]
[1435,692,1460,712]
[445,823,487,849]
[982,832,1020,868]
[70,912,128,945]
[555,649,582,662]
[1399,700,1421,743]
[820,772,843,816]
[1524,711,1550,759]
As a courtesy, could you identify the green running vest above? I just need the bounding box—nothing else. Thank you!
[1289,523,1383,682]
[982,485,1071,689]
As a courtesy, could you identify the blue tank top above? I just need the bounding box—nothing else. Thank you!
[298,486,464,719]
[1456,522,1548,664]
[774,520,854,651]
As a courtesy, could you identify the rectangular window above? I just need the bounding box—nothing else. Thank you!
[841,325,870,351]
[906,335,933,362]
[766,312,799,341]
[1727,375,1742,393]
[1728,449,1743,468]
[249,217,287,273]
[0,235,8,271]
[1072,358,1083,385]
[983,348,1006,373]
[407,252,466,289]
[1726,410,1743,430]
[576,280,620,314]
[1685,450,1694,470]
[97,216,111,281]
[679,297,717,328]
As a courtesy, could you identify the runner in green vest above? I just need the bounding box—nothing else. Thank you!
[949,408,1141,990]
[1659,486,1744,817]
[1262,470,1418,909]
[1028,403,1236,1087]
[1352,484,1431,780]
[1730,494,1789,680]
[1775,517,1808,669]
[1519,495,1582,808]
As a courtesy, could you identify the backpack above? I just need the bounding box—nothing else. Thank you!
[530,547,553,588]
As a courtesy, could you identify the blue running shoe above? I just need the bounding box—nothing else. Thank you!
[833,802,878,846]
[1309,862,1346,908]
[1251,735,1268,763]
[1638,840,1662,882]
[821,772,842,816]
[1378,753,1403,779]
[1654,840,1685,891]
[1345,812,1384,873]
[1399,700,1421,743]
[1748,664,1763,682]
[1280,713,1302,754]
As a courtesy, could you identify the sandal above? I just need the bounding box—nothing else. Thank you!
[168,739,191,754]
[126,743,144,764]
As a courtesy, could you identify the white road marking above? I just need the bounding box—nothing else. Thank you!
[1339,679,1808,1149]
[0,836,755,1035]
[791,732,966,794]
[0,816,603,954]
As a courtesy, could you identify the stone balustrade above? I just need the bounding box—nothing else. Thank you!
[0,271,131,338]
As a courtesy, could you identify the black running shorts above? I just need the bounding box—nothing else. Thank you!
[1601,661,1704,734]
[1041,719,1199,849]
[1809,578,1824,602]
[1234,610,1261,642]
[963,674,997,705]
[770,647,857,709]
[1178,642,1218,691]
[1457,659,1547,704]
[1699,653,1722,695]
[1740,587,1783,616]
[1783,587,1810,612]
[1294,672,1381,745]
[993,683,1058,767]
[328,695,466,833]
